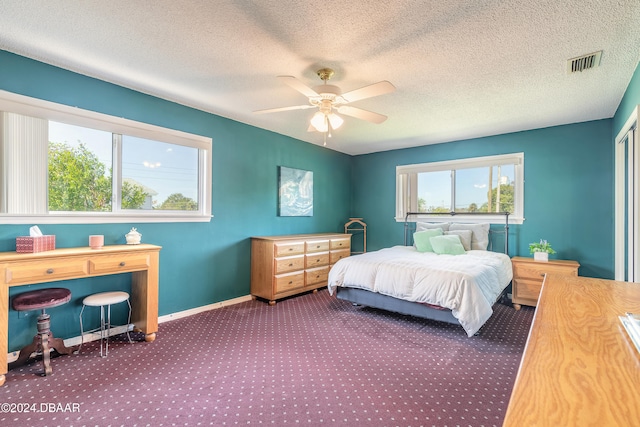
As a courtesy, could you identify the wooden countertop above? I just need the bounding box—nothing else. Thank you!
[503,274,640,426]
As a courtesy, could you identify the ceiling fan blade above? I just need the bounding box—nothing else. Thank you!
[254,104,315,114]
[277,76,320,98]
[341,81,396,103]
[337,105,388,124]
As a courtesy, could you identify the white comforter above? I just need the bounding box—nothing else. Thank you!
[327,246,513,337]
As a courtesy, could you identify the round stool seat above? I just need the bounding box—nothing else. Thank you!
[83,291,129,307]
[79,291,133,357]
[12,288,71,311]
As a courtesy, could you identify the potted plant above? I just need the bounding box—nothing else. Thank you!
[529,239,556,262]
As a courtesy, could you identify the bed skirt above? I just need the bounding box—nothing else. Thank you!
[336,287,460,325]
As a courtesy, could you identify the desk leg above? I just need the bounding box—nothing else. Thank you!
[0,278,8,386]
[131,252,159,342]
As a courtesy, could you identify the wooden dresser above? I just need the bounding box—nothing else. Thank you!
[503,274,640,426]
[511,256,580,310]
[251,233,351,305]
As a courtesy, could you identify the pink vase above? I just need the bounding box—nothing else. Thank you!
[89,235,104,249]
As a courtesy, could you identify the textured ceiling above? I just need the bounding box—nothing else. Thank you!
[1,0,640,155]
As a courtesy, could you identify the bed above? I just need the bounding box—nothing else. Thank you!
[327,212,512,337]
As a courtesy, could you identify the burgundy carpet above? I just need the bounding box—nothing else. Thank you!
[1,289,534,427]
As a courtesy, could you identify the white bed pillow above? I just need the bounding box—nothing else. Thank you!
[449,223,490,250]
[416,221,450,232]
[444,229,473,251]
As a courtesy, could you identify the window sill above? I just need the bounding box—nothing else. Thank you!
[396,214,524,225]
[0,213,214,225]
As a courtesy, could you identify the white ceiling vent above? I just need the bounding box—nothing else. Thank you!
[567,50,602,73]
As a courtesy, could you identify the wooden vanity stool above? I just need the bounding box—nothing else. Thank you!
[9,287,75,376]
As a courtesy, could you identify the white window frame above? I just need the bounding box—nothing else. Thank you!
[396,153,524,224]
[0,90,212,224]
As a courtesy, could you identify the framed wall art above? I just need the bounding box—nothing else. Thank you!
[278,166,313,216]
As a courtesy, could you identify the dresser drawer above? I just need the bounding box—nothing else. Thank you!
[306,266,329,286]
[274,255,305,274]
[305,252,330,268]
[330,249,351,264]
[274,241,305,257]
[306,239,330,253]
[513,264,545,281]
[514,262,579,281]
[5,258,89,285]
[89,253,150,274]
[275,272,305,293]
[513,278,542,301]
[330,237,351,250]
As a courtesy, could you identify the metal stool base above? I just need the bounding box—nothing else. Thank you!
[78,296,132,357]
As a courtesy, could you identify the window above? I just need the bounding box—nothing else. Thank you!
[396,153,524,224]
[121,135,199,211]
[0,90,212,224]
[48,122,113,212]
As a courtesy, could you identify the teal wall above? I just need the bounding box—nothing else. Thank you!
[0,51,352,351]
[351,119,614,279]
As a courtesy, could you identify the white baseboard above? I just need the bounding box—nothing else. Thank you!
[7,294,253,363]
[158,294,253,323]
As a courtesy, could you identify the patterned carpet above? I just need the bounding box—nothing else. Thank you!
[1,289,534,427]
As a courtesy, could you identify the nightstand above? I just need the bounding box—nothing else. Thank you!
[511,256,580,310]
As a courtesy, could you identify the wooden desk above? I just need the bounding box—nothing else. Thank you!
[0,244,161,386]
[503,274,640,426]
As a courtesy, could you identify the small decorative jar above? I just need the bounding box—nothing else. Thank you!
[125,227,142,245]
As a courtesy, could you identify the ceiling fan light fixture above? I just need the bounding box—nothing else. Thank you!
[310,111,328,132]
[311,111,344,133]
[328,112,344,130]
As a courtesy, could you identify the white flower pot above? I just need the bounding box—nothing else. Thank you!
[534,252,549,262]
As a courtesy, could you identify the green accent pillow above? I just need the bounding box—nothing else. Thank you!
[430,234,466,255]
[413,229,443,252]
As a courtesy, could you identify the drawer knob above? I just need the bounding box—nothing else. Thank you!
[119,262,126,267]
[288,280,293,284]
[46,268,54,274]
[288,263,293,267]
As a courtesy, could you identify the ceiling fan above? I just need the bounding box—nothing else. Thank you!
[254,68,395,140]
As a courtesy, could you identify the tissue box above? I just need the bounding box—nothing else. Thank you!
[16,235,56,253]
